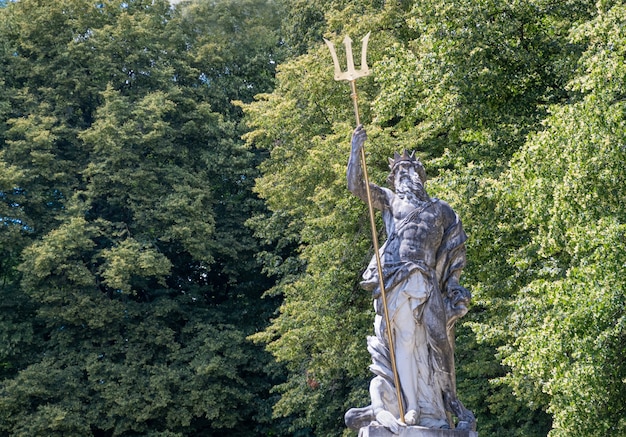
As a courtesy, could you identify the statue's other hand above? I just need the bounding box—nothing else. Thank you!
[444,285,471,322]
[375,410,401,434]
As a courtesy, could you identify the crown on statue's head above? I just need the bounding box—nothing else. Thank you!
[386,150,427,186]
[388,150,420,171]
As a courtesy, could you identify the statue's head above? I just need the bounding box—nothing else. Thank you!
[386,150,427,191]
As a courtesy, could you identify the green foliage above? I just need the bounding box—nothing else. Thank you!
[484,4,626,435]
[0,0,287,435]
[242,36,379,437]
[3,0,625,435]
[241,0,620,436]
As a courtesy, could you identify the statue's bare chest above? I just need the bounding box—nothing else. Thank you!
[389,198,444,264]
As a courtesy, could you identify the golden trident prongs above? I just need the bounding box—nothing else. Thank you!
[323,32,370,125]
[324,33,406,424]
[325,33,371,81]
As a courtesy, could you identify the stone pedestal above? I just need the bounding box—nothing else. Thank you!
[358,425,478,437]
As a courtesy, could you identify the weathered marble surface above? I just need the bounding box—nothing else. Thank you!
[345,125,475,432]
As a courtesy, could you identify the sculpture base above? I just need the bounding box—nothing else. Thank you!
[358,424,477,437]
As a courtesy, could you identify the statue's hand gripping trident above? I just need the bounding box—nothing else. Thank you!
[324,33,406,424]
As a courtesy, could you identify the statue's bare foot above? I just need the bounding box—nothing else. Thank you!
[404,409,419,426]
[375,410,402,434]
[344,405,375,430]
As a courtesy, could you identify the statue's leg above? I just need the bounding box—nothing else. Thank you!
[394,294,419,419]
[392,272,432,424]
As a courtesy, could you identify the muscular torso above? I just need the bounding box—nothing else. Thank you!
[387,195,445,270]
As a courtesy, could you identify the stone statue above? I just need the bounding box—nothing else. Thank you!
[345,125,476,434]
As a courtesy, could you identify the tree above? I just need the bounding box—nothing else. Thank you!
[241,0,601,435]
[484,2,626,435]
[0,0,286,435]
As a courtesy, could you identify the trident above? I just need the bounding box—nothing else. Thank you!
[324,33,406,424]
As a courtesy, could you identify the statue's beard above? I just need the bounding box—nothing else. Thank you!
[396,176,429,203]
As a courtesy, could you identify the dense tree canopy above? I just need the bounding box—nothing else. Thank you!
[487,4,626,435]
[1,0,625,436]
[0,0,287,435]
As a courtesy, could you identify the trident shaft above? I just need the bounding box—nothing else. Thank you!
[324,33,406,423]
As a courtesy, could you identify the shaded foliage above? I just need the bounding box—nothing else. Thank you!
[483,3,626,435]
[2,0,625,436]
[0,0,287,435]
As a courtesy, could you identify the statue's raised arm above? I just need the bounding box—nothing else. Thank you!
[347,125,393,211]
